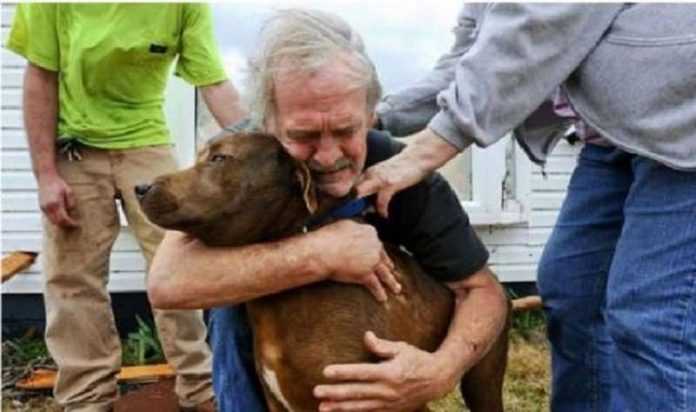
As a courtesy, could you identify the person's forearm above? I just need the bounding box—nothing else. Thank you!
[23,63,59,180]
[148,230,328,309]
[199,80,247,128]
[403,128,461,173]
[433,266,509,388]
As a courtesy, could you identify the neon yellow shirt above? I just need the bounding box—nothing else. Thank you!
[7,3,227,149]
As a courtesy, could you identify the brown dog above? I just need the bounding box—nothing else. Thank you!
[137,131,509,412]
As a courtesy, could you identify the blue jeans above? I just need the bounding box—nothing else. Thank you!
[538,144,696,412]
[209,306,267,412]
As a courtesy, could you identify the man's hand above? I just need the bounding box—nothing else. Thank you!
[355,128,460,218]
[314,331,455,412]
[38,174,78,227]
[355,155,430,219]
[313,220,401,302]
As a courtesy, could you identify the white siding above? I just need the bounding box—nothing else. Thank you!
[475,139,581,282]
[1,3,196,293]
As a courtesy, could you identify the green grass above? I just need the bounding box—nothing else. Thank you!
[429,308,550,412]
[512,309,546,339]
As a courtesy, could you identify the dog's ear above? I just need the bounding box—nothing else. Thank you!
[294,161,318,215]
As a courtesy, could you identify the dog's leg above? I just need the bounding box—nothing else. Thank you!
[459,302,511,412]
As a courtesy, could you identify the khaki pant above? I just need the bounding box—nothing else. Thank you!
[42,145,213,412]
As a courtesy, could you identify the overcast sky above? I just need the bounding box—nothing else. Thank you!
[211,1,461,96]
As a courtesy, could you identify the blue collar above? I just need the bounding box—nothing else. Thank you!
[303,198,370,231]
[327,198,369,220]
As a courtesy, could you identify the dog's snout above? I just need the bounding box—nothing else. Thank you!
[134,184,152,200]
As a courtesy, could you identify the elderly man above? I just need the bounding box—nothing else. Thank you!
[148,9,508,412]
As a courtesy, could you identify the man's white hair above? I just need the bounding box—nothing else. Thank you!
[246,8,382,128]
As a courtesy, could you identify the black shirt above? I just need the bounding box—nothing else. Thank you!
[364,130,489,282]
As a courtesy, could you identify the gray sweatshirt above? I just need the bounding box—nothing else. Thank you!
[377,4,696,170]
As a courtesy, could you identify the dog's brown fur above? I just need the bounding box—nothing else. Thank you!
[138,131,509,412]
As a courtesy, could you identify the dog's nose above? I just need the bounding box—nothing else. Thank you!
[134,184,152,200]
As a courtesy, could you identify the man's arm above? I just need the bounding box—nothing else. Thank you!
[313,265,508,412]
[436,266,509,383]
[23,63,77,227]
[199,80,247,128]
[147,220,400,309]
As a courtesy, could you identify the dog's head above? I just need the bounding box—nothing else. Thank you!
[136,131,330,246]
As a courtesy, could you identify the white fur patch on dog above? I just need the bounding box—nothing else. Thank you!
[262,364,294,412]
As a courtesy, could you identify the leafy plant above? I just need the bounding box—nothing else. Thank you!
[121,315,165,366]
[2,329,51,368]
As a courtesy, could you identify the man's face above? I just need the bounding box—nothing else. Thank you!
[268,60,374,198]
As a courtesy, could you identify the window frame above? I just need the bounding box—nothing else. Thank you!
[461,136,531,226]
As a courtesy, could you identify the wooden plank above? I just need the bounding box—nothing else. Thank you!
[2,87,22,108]
[2,47,25,68]
[475,226,531,246]
[16,364,175,390]
[2,270,149,294]
[529,227,554,246]
[1,250,37,282]
[1,171,37,190]
[2,6,17,28]
[0,231,142,252]
[489,264,538,282]
[1,107,23,129]
[0,212,42,231]
[512,295,542,312]
[529,210,561,228]
[488,245,543,265]
[543,156,579,174]
[2,129,27,148]
[530,192,567,210]
[1,192,38,212]
[0,232,42,252]
[532,174,571,192]
[0,249,148,273]
[1,67,23,87]
[1,150,32,171]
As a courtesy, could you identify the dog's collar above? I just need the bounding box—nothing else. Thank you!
[302,198,371,232]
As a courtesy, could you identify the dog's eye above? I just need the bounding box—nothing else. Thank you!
[209,154,228,163]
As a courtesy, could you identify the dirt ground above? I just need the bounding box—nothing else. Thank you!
[1,328,550,412]
[1,380,179,412]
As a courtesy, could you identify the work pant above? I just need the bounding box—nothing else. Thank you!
[538,144,696,412]
[42,144,213,412]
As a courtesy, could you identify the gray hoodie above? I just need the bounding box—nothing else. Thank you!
[378,4,696,170]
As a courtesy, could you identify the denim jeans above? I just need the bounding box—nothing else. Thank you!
[538,144,696,412]
[209,306,267,412]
